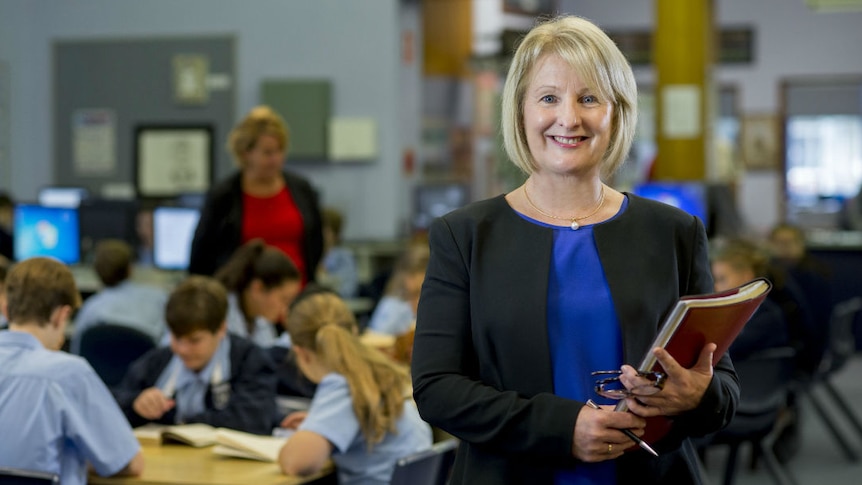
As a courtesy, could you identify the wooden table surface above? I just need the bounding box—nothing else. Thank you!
[88,444,332,485]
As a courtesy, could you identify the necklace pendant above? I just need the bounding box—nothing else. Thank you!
[570,221,580,230]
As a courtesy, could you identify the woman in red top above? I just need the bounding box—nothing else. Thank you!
[189,106,323,283]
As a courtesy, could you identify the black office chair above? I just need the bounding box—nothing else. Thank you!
[78,323,156,387]
[0,467,59,484]
[390,438,458,485]
[799,297,862,461]
[707,346,798,485]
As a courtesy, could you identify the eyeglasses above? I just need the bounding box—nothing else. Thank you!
[591,370,667,400]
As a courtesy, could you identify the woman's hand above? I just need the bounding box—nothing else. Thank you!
[572,403,646,462]
[280,411,309,429]
[620,343,716,417]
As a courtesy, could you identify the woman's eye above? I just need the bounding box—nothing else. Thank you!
[583,95,597,104]
[541,95,555,103]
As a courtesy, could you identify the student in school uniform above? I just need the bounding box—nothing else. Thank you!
[215,239,303,348]
[0,257,144,483]
[277,292,433,484]
[70,239,168,354]
[113,275,277,435]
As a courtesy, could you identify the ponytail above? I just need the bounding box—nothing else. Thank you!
[288,293,409,448]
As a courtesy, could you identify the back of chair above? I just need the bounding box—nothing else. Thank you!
[820,297,862,377]
[390,439,458,485]
[78,323,156,387]
[734,346,797,416]
[0,467,59,484]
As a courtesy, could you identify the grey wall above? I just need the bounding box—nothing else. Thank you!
[0,0,412,240]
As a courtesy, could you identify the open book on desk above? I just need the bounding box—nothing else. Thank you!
[133,423,218,447]
[615,278,772,443]
[212,428,293,463]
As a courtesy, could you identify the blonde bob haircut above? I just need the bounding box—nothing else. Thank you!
[501,15,638,179]
[227,105,290,168]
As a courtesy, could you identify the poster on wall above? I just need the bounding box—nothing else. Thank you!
[72,109,117,176]
[135,124,213,198]
[741,114,779,170]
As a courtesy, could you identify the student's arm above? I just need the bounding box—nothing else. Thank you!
[113,450,145,477]
[278,430,332,476]
[112,349,168,427]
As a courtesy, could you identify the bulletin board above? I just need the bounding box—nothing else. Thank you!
[53,36,235,198]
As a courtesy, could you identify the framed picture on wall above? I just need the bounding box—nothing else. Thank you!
[741,114,779,171]
[134,124,214,198]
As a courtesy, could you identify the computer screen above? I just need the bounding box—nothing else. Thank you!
[37,186,89,208]
[412,183,470,231]
[632,182,709,228]
[152,206,200,271]
[13,204,80,264]
[77,199,140,263]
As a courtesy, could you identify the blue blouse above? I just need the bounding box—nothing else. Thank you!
[519,196,628,485]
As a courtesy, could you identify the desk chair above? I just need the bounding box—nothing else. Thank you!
[390,439,458,485]
[0,467,59,484]
[78,323,156,387]
[799,297,862,461]
[707,346,798,485]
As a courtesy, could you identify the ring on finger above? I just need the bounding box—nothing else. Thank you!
[608,444,613,454]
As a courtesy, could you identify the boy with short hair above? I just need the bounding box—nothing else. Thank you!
[113,276,277,435]
[70,239,167,354]
[0,257,144,483]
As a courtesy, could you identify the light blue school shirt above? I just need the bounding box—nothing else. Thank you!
[155,334,232,422]
[366,296,414,336]
[0,330,140,485]
[519,196,627,485]
[299,373,433,485]
[322,246,359,298]
[70,280,167,354]
[225,293,282,348]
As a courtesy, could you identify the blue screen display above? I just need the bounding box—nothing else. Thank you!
[13,204,81,264]
[632,182,709,227]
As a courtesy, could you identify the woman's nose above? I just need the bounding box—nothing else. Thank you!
[557,100,581,128]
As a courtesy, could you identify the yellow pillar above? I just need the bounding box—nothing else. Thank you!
[422,0,472,77]
[653,0,714,180]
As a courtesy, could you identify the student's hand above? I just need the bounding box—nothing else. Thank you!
[572,403,645,462]
[620,343,716,417]
[280,411,308,429]
[133,387,175,420]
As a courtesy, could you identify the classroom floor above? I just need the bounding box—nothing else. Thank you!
[701,355,862,484]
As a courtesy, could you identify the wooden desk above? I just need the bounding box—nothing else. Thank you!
[88,444,332,485]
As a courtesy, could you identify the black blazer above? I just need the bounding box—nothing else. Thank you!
[113,334,277,435]
[412,193,739,485]
[188,170,324,278]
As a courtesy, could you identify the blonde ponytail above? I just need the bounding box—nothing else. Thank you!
[288,293,410,448]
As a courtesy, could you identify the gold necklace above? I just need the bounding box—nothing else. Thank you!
[523,184,605,230]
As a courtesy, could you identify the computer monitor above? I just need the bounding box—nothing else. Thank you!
[412,183,470,231]
[37,186,89,208]
[77,199,140,263]
[13,204,80,264]
[632,182,709,229]
[152,206,200,271]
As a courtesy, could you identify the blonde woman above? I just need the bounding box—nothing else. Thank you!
[189,105,323,283]
[278,292,432,484]
[412,15,736,484]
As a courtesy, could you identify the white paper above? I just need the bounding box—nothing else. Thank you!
[328,117,378,161]
[73,109,116,175]
[661,85,701,139]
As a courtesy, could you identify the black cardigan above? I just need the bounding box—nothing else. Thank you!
[188,170,324,278]
[411,193,739,485]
